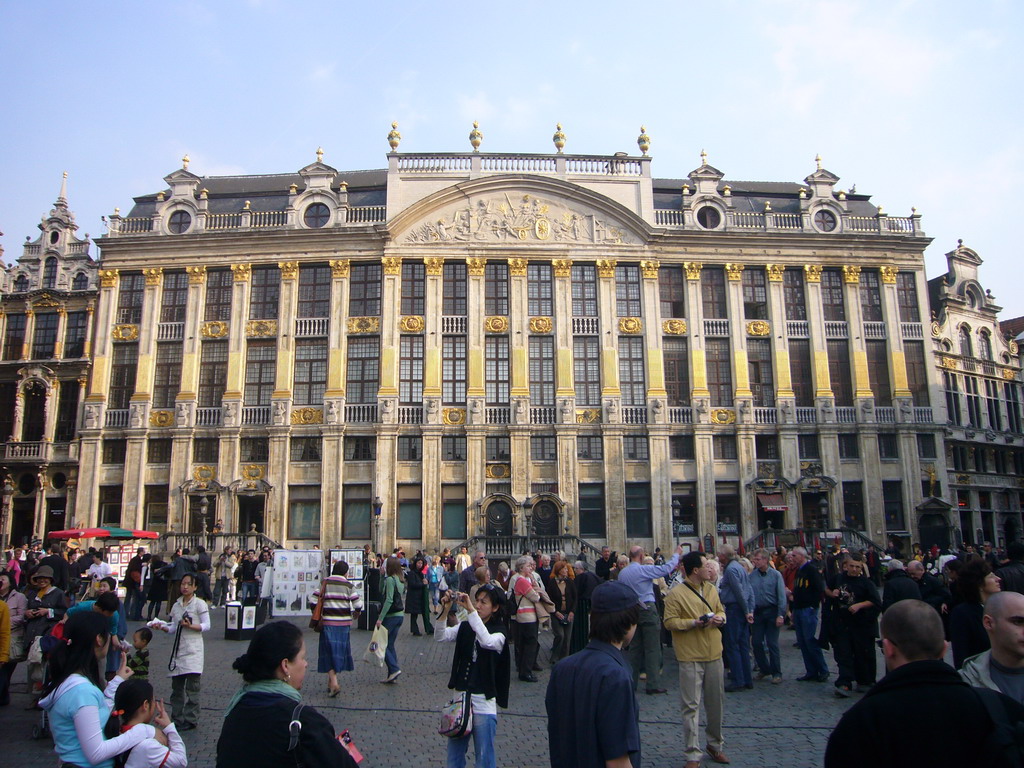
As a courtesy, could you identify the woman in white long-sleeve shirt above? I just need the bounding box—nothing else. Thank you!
[104,678,187,768]
[39,612,155,768]
[435,585,511,768]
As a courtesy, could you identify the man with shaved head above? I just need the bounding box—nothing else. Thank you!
[961,590,1024,705]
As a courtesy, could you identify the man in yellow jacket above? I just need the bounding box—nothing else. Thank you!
[664,551,728,768]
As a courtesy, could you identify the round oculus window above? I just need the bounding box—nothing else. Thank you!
[303,203,330,229]
[696,205,722,229]
[168,210,192,234]
[51,472,67,490]
[814,209,838,232]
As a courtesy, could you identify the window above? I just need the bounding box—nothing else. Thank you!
[878,433,899,459]
[572,264,598,317]
[198,341,228,407]
[240,437,269,462]
[288,486,321,539]
[1006,383,1022,434]
[531,435,557,461]
[193,438,219,463]
[99,486,122,527]
[784,269,807,321]
[109,343,138,409]
[839,434,860,459]
[821,269,845,322]
[622,435,648,461]
[814,209,838,232]
[625,482,652,537]
[896,273,920,322]
[145,486,169,533]
[249,266,280,320]
[615,265,642,317]
[664,338,690,407]
[979,331,994,362]
[951,444,969,472]
[579,483,606,537]
[344,436,376,461]
[442,336,467,405]
[701,267,727,319]
[866,340,892,407]
[443,262,467,315]
[715,482,740,535]
[401,262,426,316]
[64,311,87,358]
[486,436,510,461]
[756,434,779,460]
[966,376,983,427]
[706,338,733,407]
[342,484,371,539]
[0,384,13,441]
[883,481,905,530]
[859,270,883,322]
[659,265,685,318]
[31,313,59,358]
[577,435,603,460]
[297,265,330,318]
[3,314,25,360]
[397,485,422,539]
[959,326,973,358]
[153,343,183,409]
[397,436,422,461]
[748,339,774,407]
[72,272,89,291]
[202,269,232,321]
[529,337,555,406]
[442,485,467,539]
[670,435,696,460]
[13,275,28,292]
[117,272,145,324]
[742,268,768,319]
[399,336,424,404]
[345,336,380,404]
[42,257,58,289]
[573,337,601,406]
[55,380,79,442]
[619,336,646,406]
[485,262,509,315]
[945,372,963,426]
[103,439,127,464]
[485,336,510,405]
[905,341,929,407]
[713,435,737,461]
[158,271,189,323]
[843,482,865,529]
[799,435,820,460]
[291,437,322,462]
[349,262,382,316]
[696,205,721,229]
[293,339,328,405]
[148,438,173,464]
[986,379,1003,431]
[442,436,466,461]
[244,341,276,406]
[917,434,937,459]
[827,339,853,407]
[528,264,553,316]
[168,210,191,234]
[303,203,330,229]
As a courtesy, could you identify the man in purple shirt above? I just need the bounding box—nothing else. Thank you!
[618,543,683,694]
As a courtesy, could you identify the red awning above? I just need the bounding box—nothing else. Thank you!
[757,493,788,512]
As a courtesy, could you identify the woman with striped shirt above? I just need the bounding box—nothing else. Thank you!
[314,560,364,697]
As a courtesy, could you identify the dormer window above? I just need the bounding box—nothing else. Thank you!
[49,231,60,245]
[696,205,722,230]
[168,210,192,234]
[13,275,29,292]
[303,203,330,229]
[979,330,993,361]
[813,209,838,232]
[42,257,58,289]
[72,272,89,291]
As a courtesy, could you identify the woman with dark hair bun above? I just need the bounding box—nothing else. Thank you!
[949,557,1001,669]
[217,620,359,767]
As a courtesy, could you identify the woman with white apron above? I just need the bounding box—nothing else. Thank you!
[157,572,210,731]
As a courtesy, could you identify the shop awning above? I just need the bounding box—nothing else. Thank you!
[757,493,788,512]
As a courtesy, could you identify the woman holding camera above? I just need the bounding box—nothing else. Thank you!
[156,572,209,730]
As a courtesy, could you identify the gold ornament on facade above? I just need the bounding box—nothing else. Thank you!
[400,316,425,333]
[529,317,553,334]
[242,464,266,481]
[149,410,174,428]
[552,259,572,278]
[804,264,823,282]
[279,261,299,280]
[347,317,381,334]
[329,259,350,278]
[246,320,278,337]
[637,126,650,156]
[186,266,207,284]
[576,409,601,424]
[1003,368,1018,381]
[879,265,898,284]
[508,258,528,276]
[619,317,643,334]
[725,263,745,281]
[424,257,444,276]
[291,407,324,425]
[1010,340,1019,355]
[387,122,401,151]
[596,259,617,278]
[193,465,216,487]
[710,408,737,425]
[663,319,687,335]
[683,262,702,280]
[112,324,139,342]
[231,263,251,282]
[466,257,486,276]
[766,264,785,282]
[469,121,483,151]
[442,408,466,426]
[640,260,660,279]
[100,269,118,288]
[382,257,402,276]
[484,316,509,333]
[842,265,861,283]
[552,123,566,153]
[143,268,163,286]
[746,320,770,337]
[201,321,229,338]
[486,464,511,479]
[931,322,942,338]
[940,356,958,370]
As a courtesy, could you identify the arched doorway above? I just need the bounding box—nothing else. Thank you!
[21,381,47,442]
[919,513,951,552]
[531,499,560,536]
[485,501,513,536]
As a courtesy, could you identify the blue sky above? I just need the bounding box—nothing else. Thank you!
[1,1,1020,316]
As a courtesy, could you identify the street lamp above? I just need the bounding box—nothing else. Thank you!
[1,476,14,550]
[522,497,533,540]
[372,496,383,556]
[818,495,830,538]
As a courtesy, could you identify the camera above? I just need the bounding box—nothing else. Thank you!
[699,612,715,624]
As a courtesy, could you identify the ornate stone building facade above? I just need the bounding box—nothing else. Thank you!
[0,175,98,546]
[44,131,956,552]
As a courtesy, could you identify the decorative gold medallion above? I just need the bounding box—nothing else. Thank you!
[529,317,553,334]
[1010,340,1019,355]
[575,409,601,424]
[746,320,770,337]
[485,316,509,333]
[291,407,323,425]
[400,316,425,333]
[486,463,511,479]
[193,465,216,486]
[931,321,942,338]
[112,324,139,342]
[663,319,687,335]
[442,408,466,426]
[241,464,266,480]
[710,408,736,425]
[534,219,551,240]
[347,317,381,334]
[619,317,642,334]
[149,410,174,428]
[201,320,229,338]
[1003,368,1018,380]
[940,356,958,370]
[246,320,278,337]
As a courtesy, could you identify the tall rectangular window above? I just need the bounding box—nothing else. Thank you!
[0,383,14,440]
[784,269,807,321]
[573,337,601,406]
[713,435,738,460]
[55,380,79,442]
[572,264,598,316]
[443,262,467,315]
[99,486,122,527]
[153,343,183,409]
[659,265,685,318]
[399,336,424,404]
[790,339,814,407]
[896,273,921,323]
[31,313,59,358]
[748,338,774,407]
[346,337,380,404]
[706,338,733,407]
[144,486,169,533]
[528,264,553,316]
[623,435,649,461]
[401,262,426,316]
[442,336,467,405]
[288,486,321,540]
[619,336,646,406]
[244,341,276,406]
[843,482,865,529]
[109,343,138,409]
[866,340,892,407]
[859,270,883,321]
[442,485,467,540]
[905,341,929,407]
[485,263,509,315]
[878,433,899,459]
[117,272,145,324]
[64,311,87,358]
[799,434,820,459]
[756,434,779,460]
[615,265,642,316]
[577,435,603,460]
[827,339,854,407]
[297,265,330,318]
[198,341,228,407]
[486,436,510,461]
[821,269,846,321]
[579,483,606,538]
[742,268,768,319]
[192,438,219,463]
[529,336,555,406]
[485,336,510,405]
[965,376,983,427]
[349,263,382,316]
[986,379,1003,431]
[3,314,25,360]
[839,434,860,459]
[531,435,558,461]
[397,485,422,539]
[293,339,327,405]
[249,266,280,320]
[664,337,690,407]
[625,482,652,537]
[883,481,905,530]
[701,267,727,319]
[945,372,963,426]
[204,269,233,321]
[1006,383,1022,433]
[670,435,695,460]
[160,271,189,323]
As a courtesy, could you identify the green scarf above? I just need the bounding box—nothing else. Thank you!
[224,678,301,717]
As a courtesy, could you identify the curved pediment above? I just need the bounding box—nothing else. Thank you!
[391,175,653,247]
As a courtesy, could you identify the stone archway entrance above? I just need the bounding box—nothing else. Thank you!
[485,500,513,536]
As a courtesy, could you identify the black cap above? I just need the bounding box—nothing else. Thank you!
[591,581,641,613]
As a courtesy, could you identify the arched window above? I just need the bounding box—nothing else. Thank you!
[979,330,993,361]
[958,325,973,358]
[72,272,89,291]
[42,257,58,289]
[13,274,28,292]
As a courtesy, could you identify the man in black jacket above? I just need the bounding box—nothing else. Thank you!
[998,541,1024,595]
[881,560,921,611]
[826,599,1024,768]
[908,560,951,614]
[829,553,882,697]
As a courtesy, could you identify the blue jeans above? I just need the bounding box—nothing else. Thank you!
[723,604,752,687]
[382,615,403,675]
[793,606,829,678]
[751,607,782,677]
[446,712,497,768]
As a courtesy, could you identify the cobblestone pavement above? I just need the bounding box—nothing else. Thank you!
[1,611,872,767]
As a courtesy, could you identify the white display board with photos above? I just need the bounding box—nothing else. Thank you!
[270,549,323,616]
[328,549,365,592]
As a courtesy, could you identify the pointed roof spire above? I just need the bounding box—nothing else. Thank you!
[58,171,68,203]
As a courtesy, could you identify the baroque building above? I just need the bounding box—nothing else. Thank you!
[21,129,959,553]
[0,175,99,547]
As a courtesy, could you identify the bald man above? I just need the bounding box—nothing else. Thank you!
[961,590,1024,705]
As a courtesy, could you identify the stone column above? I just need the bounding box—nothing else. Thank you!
[22,309,34,360]
[596,260,624,543]
[377,257,402,405]
[222,264,251,423]
[54,308,67,359]
[177,266,209,426]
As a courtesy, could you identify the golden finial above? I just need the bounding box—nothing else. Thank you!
[388,121,401,151]
[815,154,822,170]
[182,154,190,170]
[243,200,251,211]
[289,183,298,194]
[723,184,731,197]
[799,188,807,199]
[469,121,483,151]
[911,206,917,215]
[339,181,348,191]
[637,126,650,156]
[700,148,708,166]
[316,147,324,163]
[764,201,772,212]
[877,205,884,215]
[553,123,566,153]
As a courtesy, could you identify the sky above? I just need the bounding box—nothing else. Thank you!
[1,1,1021,316]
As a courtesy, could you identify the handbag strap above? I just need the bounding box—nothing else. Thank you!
[287,702,306,768]
[168,623,183,672]
[684,582,716,614]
